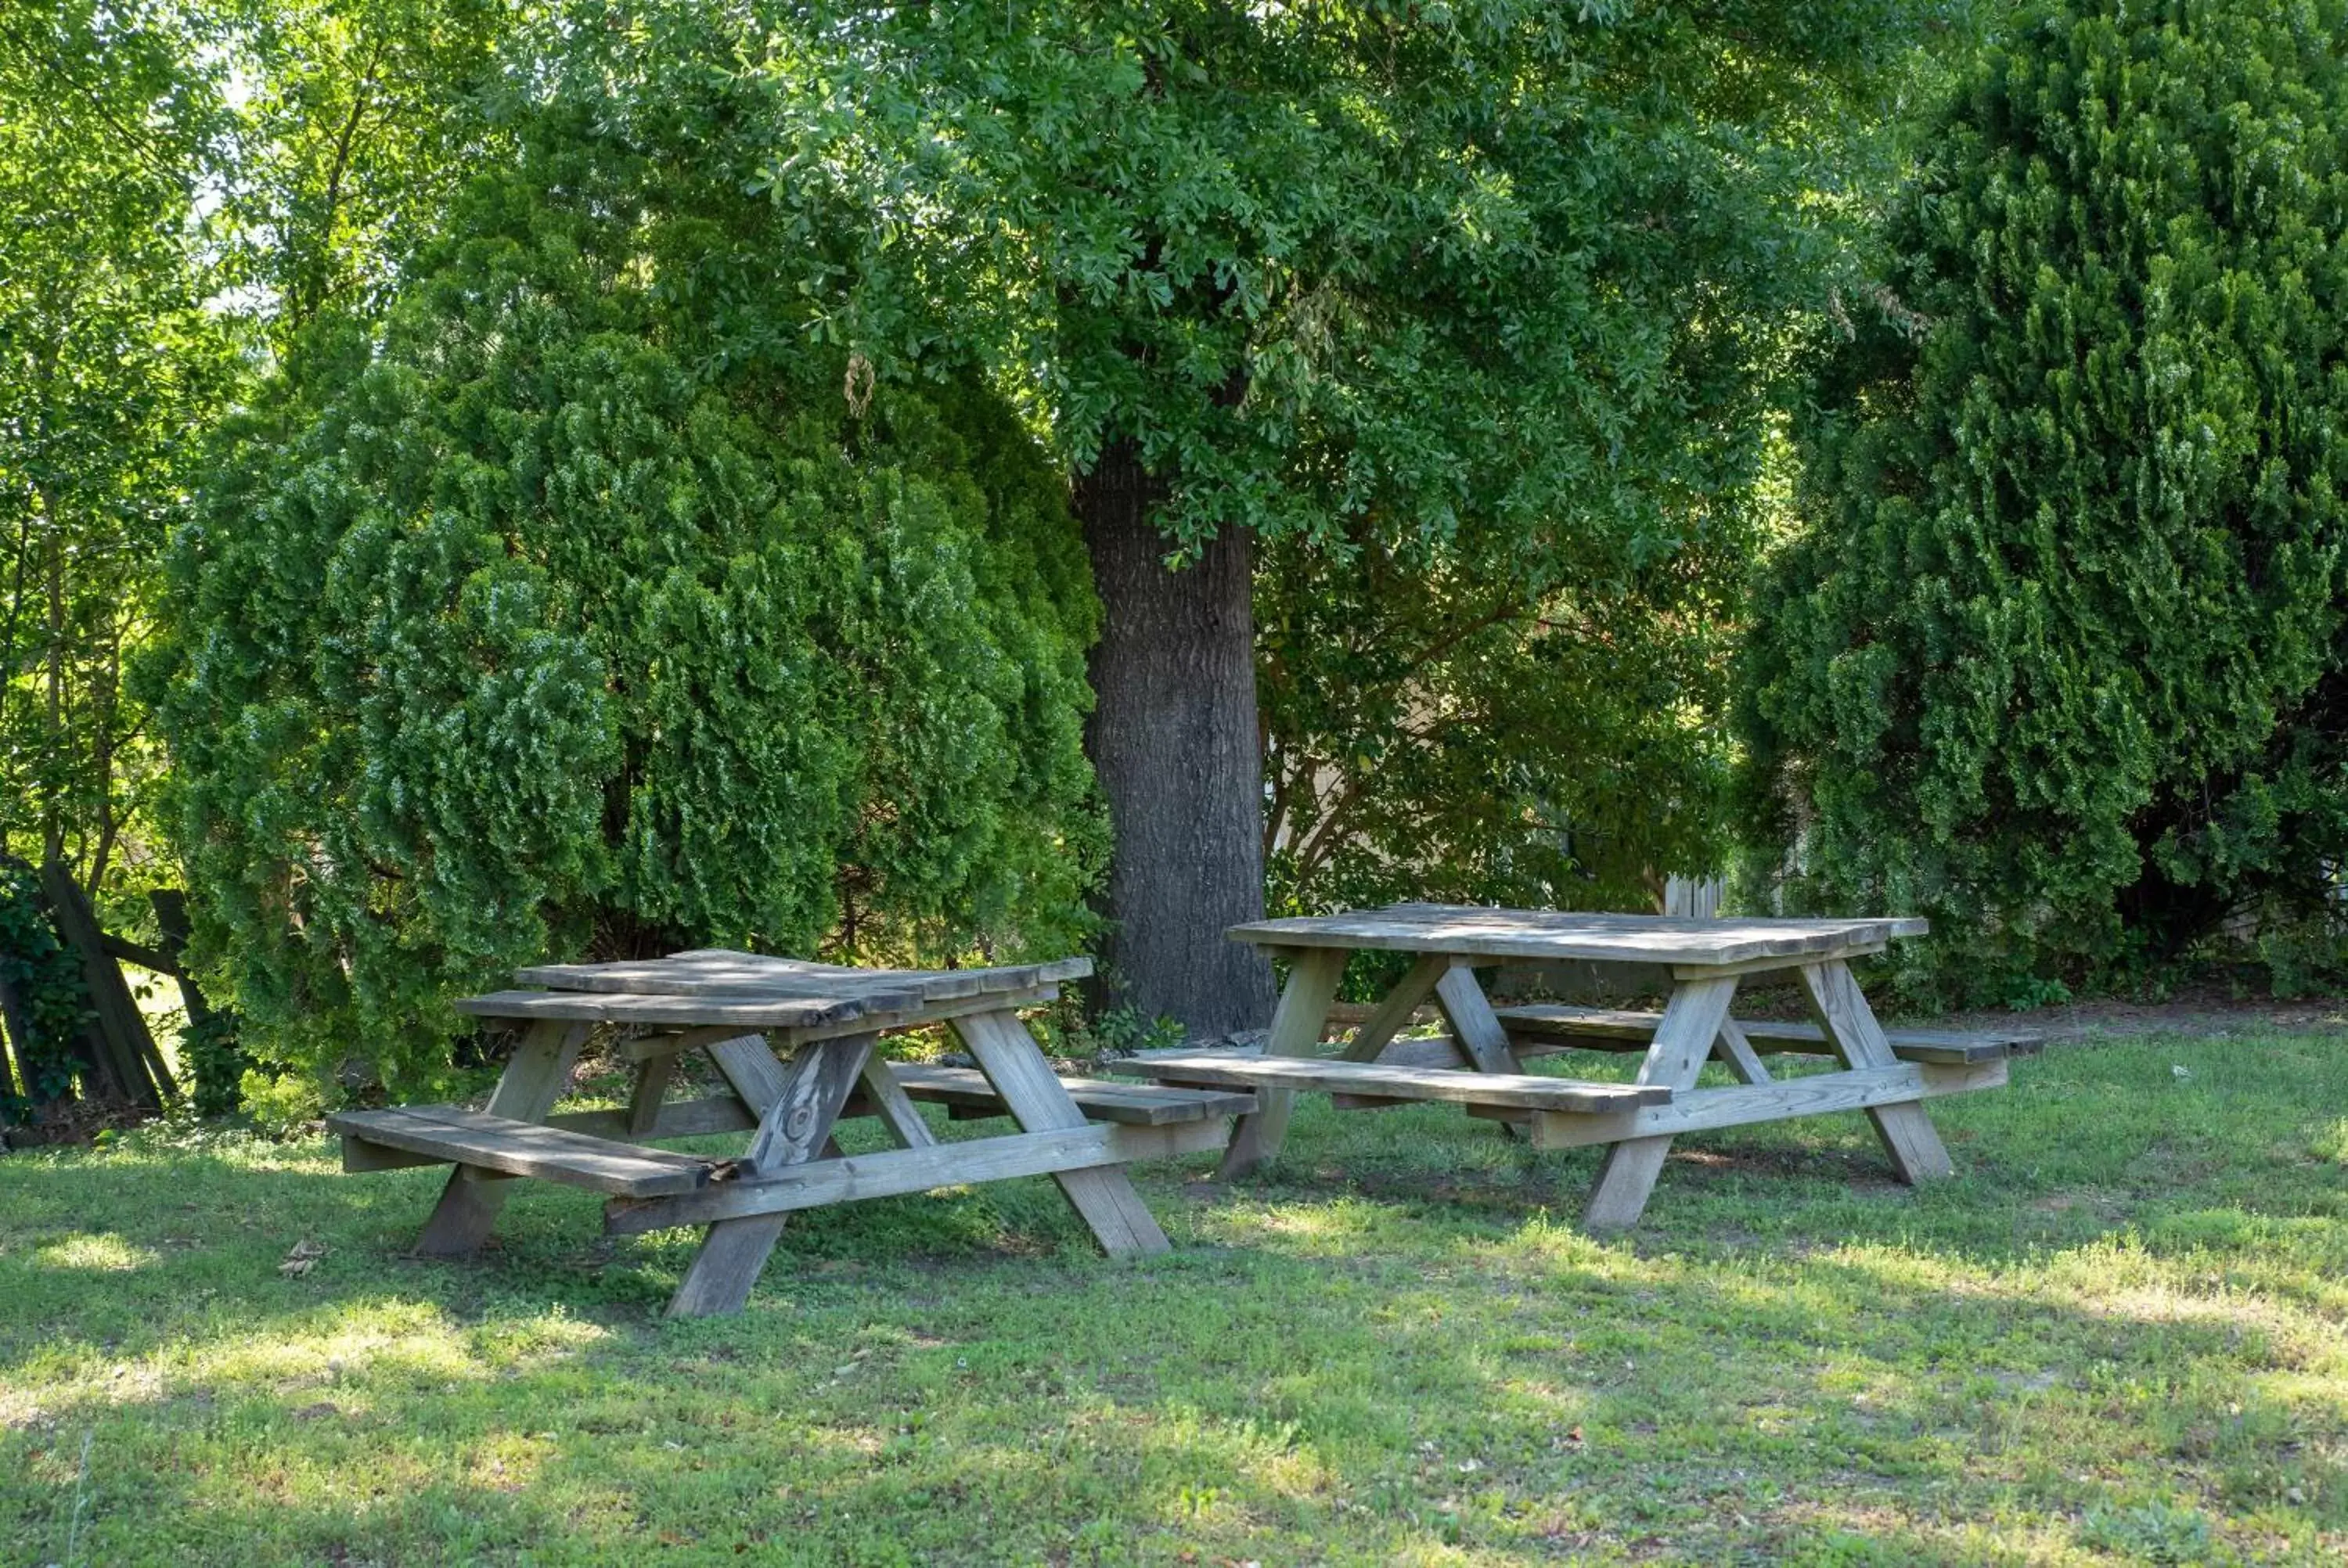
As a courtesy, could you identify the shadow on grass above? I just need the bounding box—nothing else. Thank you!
[4,1028,2346,1564]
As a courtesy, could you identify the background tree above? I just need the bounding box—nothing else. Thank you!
[741,0,1949,1033]
[1739,0,2348,1003]
[153,20,1101,1088]
[0,0,233,897]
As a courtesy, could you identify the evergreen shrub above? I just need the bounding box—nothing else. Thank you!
[152,71,1100,1089]
[1740,0,2348,1002]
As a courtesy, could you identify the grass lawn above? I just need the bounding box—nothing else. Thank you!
[5,1025,2346,1566]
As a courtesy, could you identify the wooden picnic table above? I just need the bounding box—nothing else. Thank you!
[1118,904,2025,1231]
[329,952,1238,1317]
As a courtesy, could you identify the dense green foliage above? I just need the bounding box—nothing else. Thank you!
[0,858,90,1117]
[153,51,1101,1087]
[1741,0,2348,1002]
[1259,512,1748,919]
[741,0,1926,922]
[0,1,235,895]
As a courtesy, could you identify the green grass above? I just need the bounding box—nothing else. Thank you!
[5,1028,2347,1566]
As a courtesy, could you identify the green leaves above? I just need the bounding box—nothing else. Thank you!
[155,46,1101,1088]
[1741,0,2348,1002]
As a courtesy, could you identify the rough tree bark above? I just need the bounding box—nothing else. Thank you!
[1075,441,1278,1038]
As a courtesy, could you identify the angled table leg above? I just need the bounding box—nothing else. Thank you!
[1799,960,1954,1183]
[1581,976,1738,1232]
[958,1009,1169,1258]
[1338,954,1449,1061]
[956,1009,1170,1256]
[666,1032,875,1318]
[1218,946,1349,1179]
[416,1020,590,1256]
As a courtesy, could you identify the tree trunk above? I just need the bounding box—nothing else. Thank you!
[1076,442,1277,1038]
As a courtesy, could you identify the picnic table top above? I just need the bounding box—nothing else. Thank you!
[454,950,1090,1034]
[1227,903,1926,968]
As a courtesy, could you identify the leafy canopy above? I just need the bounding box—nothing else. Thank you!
[154,23,1100,1085]
[1739,0,2348,1002]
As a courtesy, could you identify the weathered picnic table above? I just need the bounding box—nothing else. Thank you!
[328,953,1241,1316]
[1118,904,2030,1230]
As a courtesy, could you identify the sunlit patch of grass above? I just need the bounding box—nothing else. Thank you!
[3,1026,2346,1563]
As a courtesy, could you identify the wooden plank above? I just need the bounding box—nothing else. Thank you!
[1125,1052,1670,1113]
[886,1063,1252,1126]
[1217,945,1349,1179]
[1667,945,1885,980]
[415,1020,589,1255]
[625,1056,675,1136]
[1227,903,1927,968]
[858,1053,938,1150]
[1712,1016,1772,1085]
[1581,976,1738,1232]
[955,1009,1170,1257]
[457,988,873,1031]
[329,1106,723,1196]
[1431,960,1522,1076]
[513,951,1091,1000]
[606,1120,1223,1235]
[545,1095,760,1142]
[99,933,178,975]
[665,1034,873,1318]
[1531,1060,2005,1149]
[40,861,168,1105]
[607,986,1062,1057]
[747,1034,875,1173]
[1800,960,1955,1184]
[1337,954,1448,1062]
[1493,1005,2042,1066]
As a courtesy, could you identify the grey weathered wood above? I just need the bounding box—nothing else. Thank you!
[955,1008,1170,1256]
[330,1106,723,1196]
[514,951,1090,1000]
[666,1033,875,1318]
[1123,1052,1671,1113]
[626,1056,675,1135]
[1799,960,1955,1184]
[1337,954,1449,1062]
[880,1063,1252,1126]
[1580,976,1738,1232]
[1667,947,1887,980]
[546,1095,760,1142]
[1531,1059,2006,1149]
[857,1053,938,1150]
[585,985,1060,1055]
[1712,1016,1772,1085]
[1431,960,1523,1076]
[1493,1005,2042,1066]
[459,988,881,1032]
[746,1034,875,1174]
[1229,904,1927,968]
[1217,945,1350,1179]
[607,1120,1225,1235]
[414,1020,589,1255]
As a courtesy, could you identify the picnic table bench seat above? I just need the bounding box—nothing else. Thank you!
[1110,1048,1672,1116]
[1489,1005,2047,1066]
[330,1106,735,1196]
[331,1064,1248,1185]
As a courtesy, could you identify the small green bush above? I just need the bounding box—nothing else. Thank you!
[152,56,1101,1091]
[1740,0,2348,1002]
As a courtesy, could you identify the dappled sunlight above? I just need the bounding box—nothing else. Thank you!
[30,1232,160,1273]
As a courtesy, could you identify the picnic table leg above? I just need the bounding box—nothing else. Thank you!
[1218,947,1349,1180]
[1798,960,1955,1183]
[955,1009,1170,1257]
[415,1020,590,1256]
[666,1033,875,1318]
[1580,976,1738,1233]
[1337,954,1448,1061]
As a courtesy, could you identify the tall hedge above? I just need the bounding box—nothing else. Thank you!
[150,60,1100,1088]
[1740,0,2348,1002]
